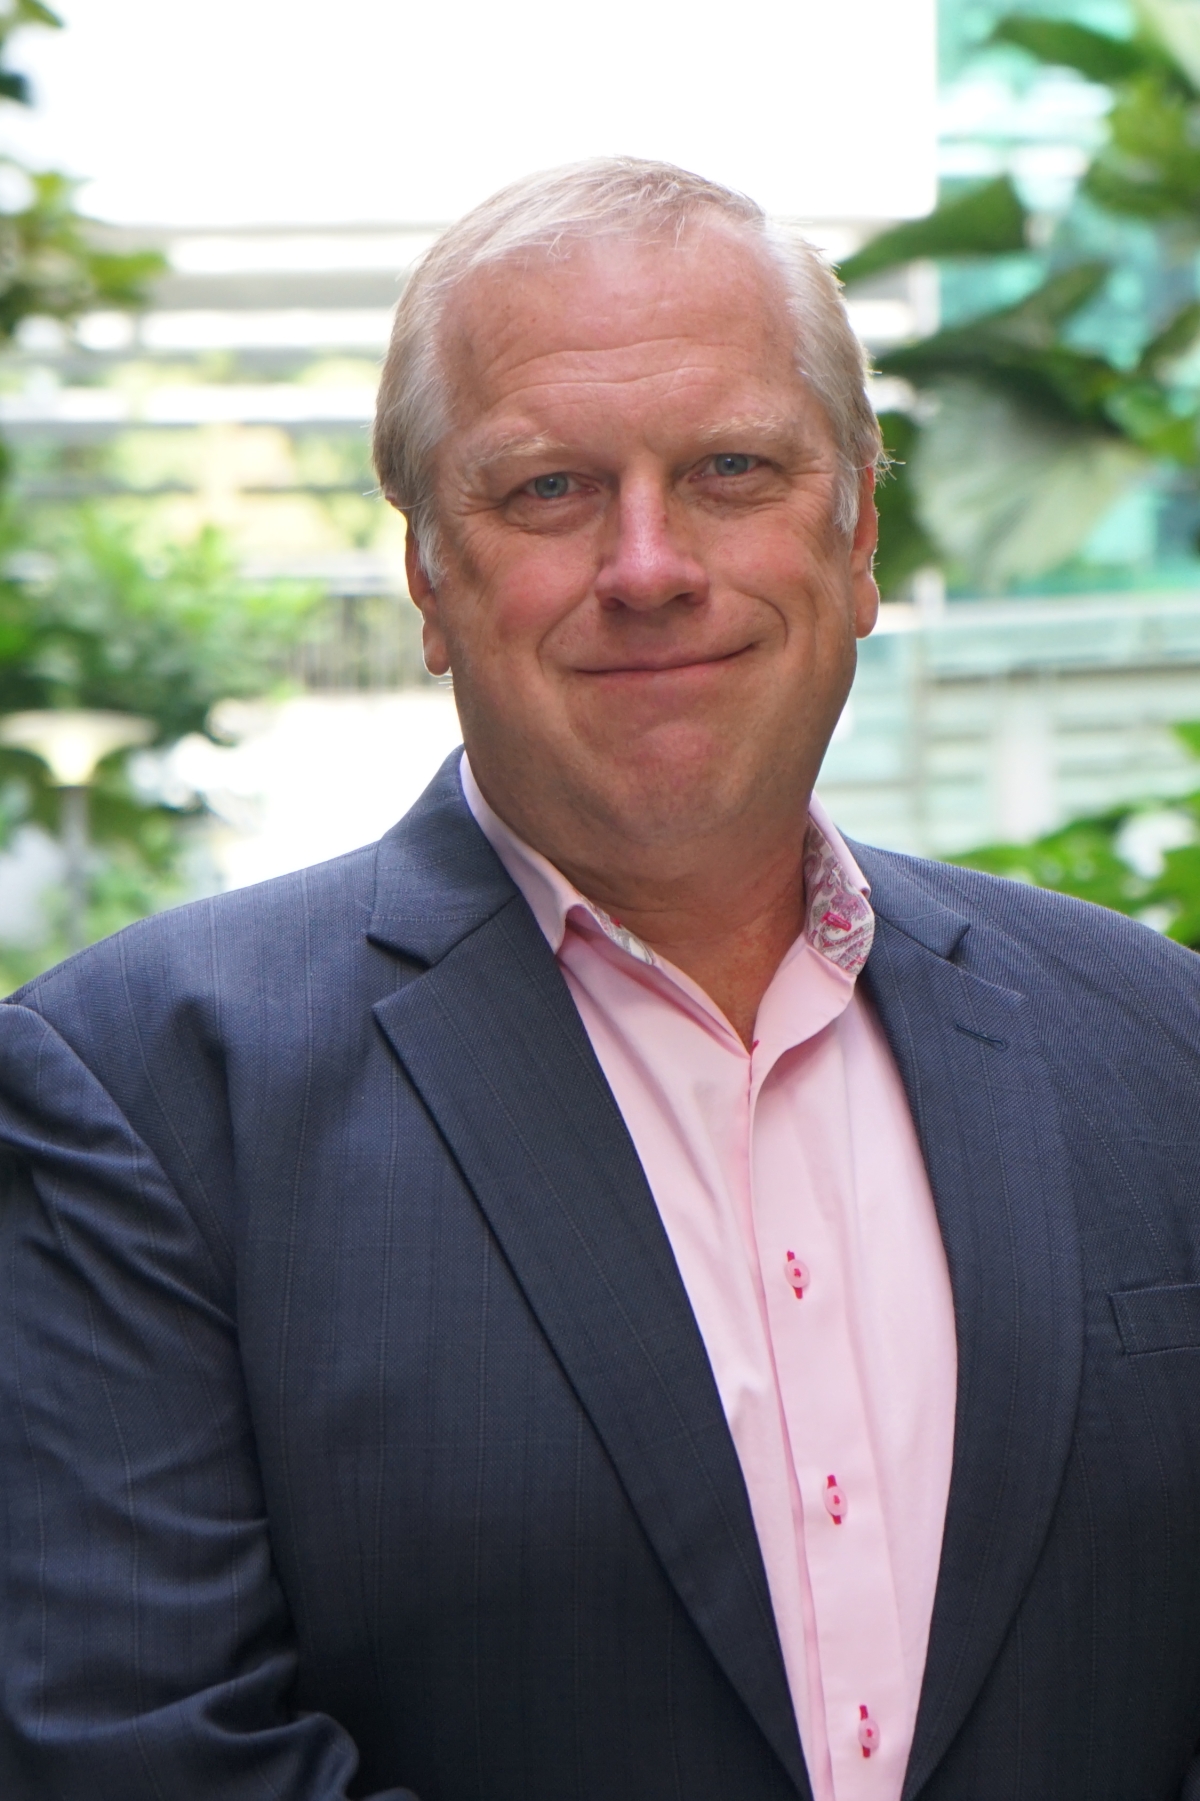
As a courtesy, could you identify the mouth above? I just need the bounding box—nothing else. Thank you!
[575,645,754,678]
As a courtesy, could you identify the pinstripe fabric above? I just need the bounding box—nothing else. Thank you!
[0,750,1197,1799]
[854,843,1200,1801]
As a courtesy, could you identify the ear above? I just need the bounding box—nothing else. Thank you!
[849,467,880,640]
[404,519,451,677]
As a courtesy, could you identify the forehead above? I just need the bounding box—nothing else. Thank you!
[436,223,808,443]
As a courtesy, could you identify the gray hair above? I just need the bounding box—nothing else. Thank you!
[372,157,881,581]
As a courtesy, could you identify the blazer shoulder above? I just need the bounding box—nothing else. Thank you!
[10,836,386,1037]
[857,839,1200,1094]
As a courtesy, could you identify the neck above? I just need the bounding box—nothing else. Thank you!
[587,844,808,1047]
[474,766,811,1047]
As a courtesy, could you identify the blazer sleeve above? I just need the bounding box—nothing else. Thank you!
[0,1004,416,1801]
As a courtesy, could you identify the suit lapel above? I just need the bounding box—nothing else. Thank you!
[856,848,1084,1801]
[369,768,1082,1798]
[369,756,809,1798]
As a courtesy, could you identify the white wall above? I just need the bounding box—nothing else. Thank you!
[167,689,464,890]
[7,0,936,226]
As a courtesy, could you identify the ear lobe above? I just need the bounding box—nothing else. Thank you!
[404,523,452,676]
[419,613,452,678]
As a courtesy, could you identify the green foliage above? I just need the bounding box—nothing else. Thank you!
[987,6,1200,223]
[0,6,316,981]
[0,506,319,897]
[869,262,1185,589]
[881,264,1123,426]
[0,169,164,342]
[876,257,1200,461]
[0,805,192,994]
[0,3,163,344]
[0,509,320,976]
[0,509,320,739]
[838,4,1200,592]
[952,807,1153,908]
[838,177,1030,287]
[989,16,1168,84]
[954,724,1200,948]
[873,411,939,595]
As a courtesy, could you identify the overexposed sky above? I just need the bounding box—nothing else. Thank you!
[4,0,937,227]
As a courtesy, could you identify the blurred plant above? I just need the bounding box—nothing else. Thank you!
[0,7,320,980]
[952,721,1200,947]
[0,509,319,735]
[0,510,320,977]
[0,3,162,383]
[844,2,1200,595]
[0,801,189,993]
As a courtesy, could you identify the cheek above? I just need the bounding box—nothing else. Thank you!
[445,535,594,669]
[712,505,849,606]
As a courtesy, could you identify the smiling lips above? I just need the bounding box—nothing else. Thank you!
[575,645,753,677]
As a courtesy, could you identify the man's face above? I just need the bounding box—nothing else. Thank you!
[406,223,878,857]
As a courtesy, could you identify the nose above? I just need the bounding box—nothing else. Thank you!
[594,479,709,613]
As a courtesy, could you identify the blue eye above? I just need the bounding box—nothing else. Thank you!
[712,454,753,476]
[531,473,571,498]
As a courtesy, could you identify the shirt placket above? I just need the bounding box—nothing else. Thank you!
[748,1047,910,1800]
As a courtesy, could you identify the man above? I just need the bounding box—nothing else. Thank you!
[0,158,1198,1801]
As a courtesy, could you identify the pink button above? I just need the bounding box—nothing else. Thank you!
[784,1250,809,1299]
[858,1705,879,1757]
[823,1474,846,1524]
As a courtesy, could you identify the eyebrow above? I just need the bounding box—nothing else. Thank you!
[689,412,810,456]
[462,432,564,481]
[461,411,811,482]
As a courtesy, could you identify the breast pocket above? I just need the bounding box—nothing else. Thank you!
[1109,1282,1200,1356]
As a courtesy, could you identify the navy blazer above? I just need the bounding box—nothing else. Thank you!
[1,750,1199,1800]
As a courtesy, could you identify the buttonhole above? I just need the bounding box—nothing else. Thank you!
[954,1022,1007,1050]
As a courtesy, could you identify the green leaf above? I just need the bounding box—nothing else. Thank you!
[1136,299,1200,373]
[1173,720,1200,757]
[1081,72,1200,218]
[0,0,63,100]
[988,262,1113,340]
[1103,380,1199,458]
[0,170,166,341]
[1137,0,1200,92]
[880,267,1122,434]
[909,378,1148,589]
[12,2,63,29]
[0,511,322,738]
[989,17,1162,85]
[953,809,1149,911]
[838,178,1028,287]
[1150,838,1200,945]
[872,412,938,598]
[883,264,1110,371]
[84,248,169,307]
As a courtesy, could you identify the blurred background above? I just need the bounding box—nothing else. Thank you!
[0,0,1198,987]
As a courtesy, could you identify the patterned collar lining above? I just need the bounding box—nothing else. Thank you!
[570,815,874,980]
[801,815,875,977]
[459,755,875,981]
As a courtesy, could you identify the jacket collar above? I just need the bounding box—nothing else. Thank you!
[852,845,1082,1800]
[849,839,972,961]
[369,754,810,1795]
[369,760,1082,1801]
[367,753,974,973]
[368,748,516,964]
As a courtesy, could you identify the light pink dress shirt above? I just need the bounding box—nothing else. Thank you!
[460,757,958,1801]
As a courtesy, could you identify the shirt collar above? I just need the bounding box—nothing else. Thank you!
[459,753,874,980]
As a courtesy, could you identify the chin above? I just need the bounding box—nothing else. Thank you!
[587,745,750,845]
